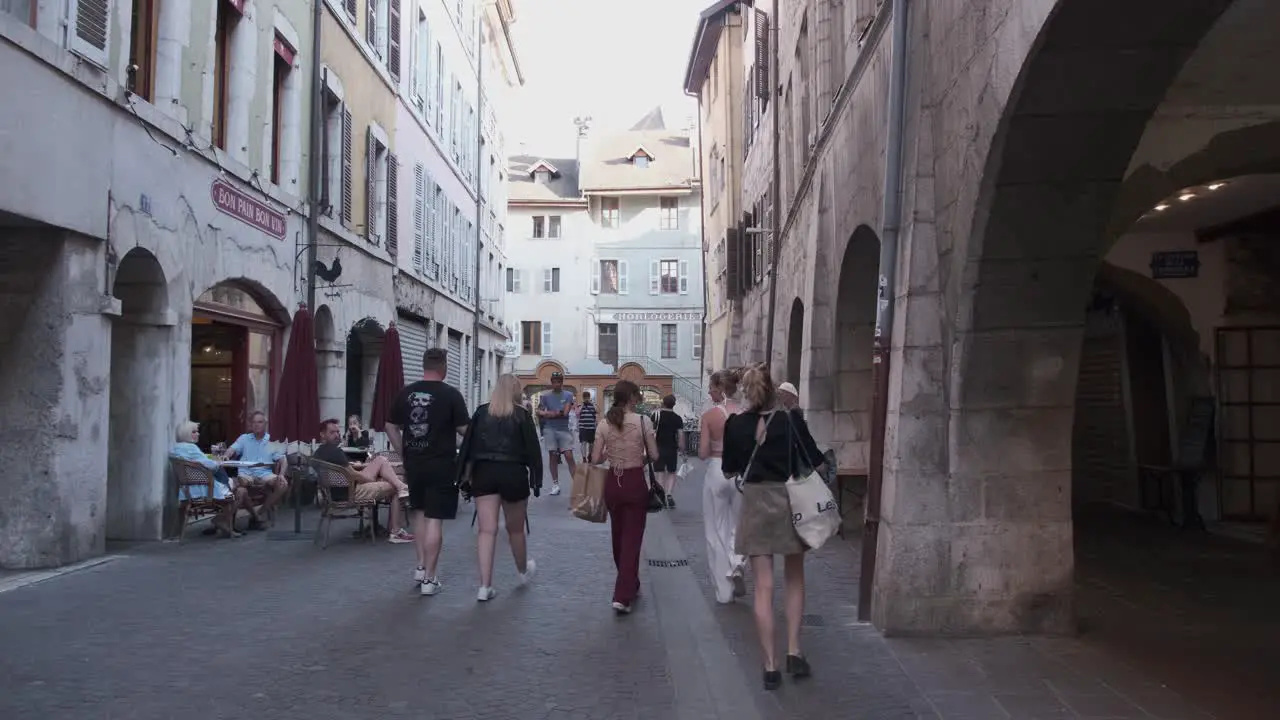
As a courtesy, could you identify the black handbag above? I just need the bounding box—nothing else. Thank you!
[642,415,667,513]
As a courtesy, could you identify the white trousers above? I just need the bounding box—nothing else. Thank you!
[703,458,745,603]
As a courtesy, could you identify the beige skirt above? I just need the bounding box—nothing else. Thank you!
[735,482,806,556]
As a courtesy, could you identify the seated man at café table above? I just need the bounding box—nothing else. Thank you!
[314,418,415,543]
[221,410,289,529]
[170,420,250,538]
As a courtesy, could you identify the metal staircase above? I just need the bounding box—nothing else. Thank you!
[616,355,704,414]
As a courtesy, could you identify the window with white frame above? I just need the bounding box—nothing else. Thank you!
[506,267,521,293]
[660,324,678,359]
[520,320,541,355]
[592,259,628,295]
[532,216,545,238]
[364,128,389,246]
[600,197,620,229]
[692,323,703,360]
[659,196,679,229]
[412,7,432,113]
[549,215,562,238]
[650,259,688,295]
[543,268,560,293]
[320,85,345,220]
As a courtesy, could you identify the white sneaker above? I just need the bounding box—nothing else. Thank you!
[611,601,632,614]
[519,558,537,586]
[476,586,496,602]
[420,578,443,596]
[549,484,561,496]
[413,567,426,583]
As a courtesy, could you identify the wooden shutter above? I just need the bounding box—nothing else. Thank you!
[542,321,553,358]
[344,0,357,19]
[618,260,630,294]
[386,152,399,259]
[589,256,600,294]
[366,0,377,47]
[71,0,112,67]
[365,128,378,244]
[725,227,741,299]
[340,106,354,225]
[413,164,425,270]
[427,183,438,278]
[388,0,402,80]
[649,260,660,294]
[679,259,690,295]
[754,9,770,104]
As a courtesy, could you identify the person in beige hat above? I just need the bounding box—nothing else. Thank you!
[777,382,802,418]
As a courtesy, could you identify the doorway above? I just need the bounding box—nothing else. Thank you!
[598,322,618,368]
[191,284,281,450]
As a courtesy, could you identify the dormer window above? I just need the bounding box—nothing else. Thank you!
[628,146,654,168]
[527,159,560,185]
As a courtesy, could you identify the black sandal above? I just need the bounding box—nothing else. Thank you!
[763,668,782,690]
[785,654,811,679]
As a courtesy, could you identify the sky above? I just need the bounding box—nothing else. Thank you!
[502,0,704,157]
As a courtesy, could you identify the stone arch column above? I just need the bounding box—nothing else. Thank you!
[108,248,175,541]
[313,304,343,422]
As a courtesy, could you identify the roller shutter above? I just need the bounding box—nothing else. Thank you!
[398,316,429,386]
[447,331,463,389]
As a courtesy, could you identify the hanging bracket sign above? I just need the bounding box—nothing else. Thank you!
[1150,250,1199,279]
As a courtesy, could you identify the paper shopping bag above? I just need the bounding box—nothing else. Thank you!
[570,462,609,523]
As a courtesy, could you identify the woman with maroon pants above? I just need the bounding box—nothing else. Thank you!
[591,380,659,614]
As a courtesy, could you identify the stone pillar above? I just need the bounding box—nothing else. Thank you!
[0,232,113,569]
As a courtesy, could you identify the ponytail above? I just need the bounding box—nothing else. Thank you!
[606,380,640,431]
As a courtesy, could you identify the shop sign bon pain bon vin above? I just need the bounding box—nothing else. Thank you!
[210,179,288,240]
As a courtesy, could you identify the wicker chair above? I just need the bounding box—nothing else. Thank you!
[310,458,381,548]
[169,458,233,542]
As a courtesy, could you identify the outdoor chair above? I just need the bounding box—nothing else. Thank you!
[310,458,381,549]
[169,458,233,542]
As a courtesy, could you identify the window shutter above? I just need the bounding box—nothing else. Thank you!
[649,260,660,295]
[388,0,402,80]
[754,9,770,104]
[543,268,552,293]
[513,269,521,293]
[386,152,399,260]
[426,182,437,277]
[409,12,420,101]
[422,22,433,112]
[70,0,112,67]
[365,128,378,244]
[413,164,425,271]
[435,46,445,128]
[366,0,377,48]
[542,321,553,358]
[679,259,690,295]
[590,256,600,294]
[619,260,630,294]
[344,0,357,19]
[340,106,354,225]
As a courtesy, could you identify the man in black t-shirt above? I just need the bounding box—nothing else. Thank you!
[386,347,470,597]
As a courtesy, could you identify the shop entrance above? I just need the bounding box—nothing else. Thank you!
[191,284,281,450]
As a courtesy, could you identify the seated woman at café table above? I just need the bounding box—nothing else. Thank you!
[170,421,250,538]
[345,414,372,448]
[221,410,289,529]
[314,418,415,544]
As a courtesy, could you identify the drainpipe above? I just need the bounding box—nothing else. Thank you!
[295,0,324,535]
[860,0,910,624]
[471,11,486,407]
[689,93,709,384]
[763,0,782,366]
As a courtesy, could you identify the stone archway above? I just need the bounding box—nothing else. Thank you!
[345,317,385,424]
[108,247,174,541]
[907,0,1252,635]
[833,226,879,476]
[786,298,805,387]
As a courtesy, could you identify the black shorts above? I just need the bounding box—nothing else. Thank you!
[406,459,460,520]
[653,445,679,473]
[471,461,532,503]
[579,428,595,445]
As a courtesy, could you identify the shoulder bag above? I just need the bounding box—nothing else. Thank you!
[779,410,840,550]
[643,414,668,513]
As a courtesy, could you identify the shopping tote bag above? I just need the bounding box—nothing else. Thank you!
[786,470,841,550]
[570,462,608,523]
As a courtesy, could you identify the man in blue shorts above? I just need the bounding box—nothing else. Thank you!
[537,372,577,496]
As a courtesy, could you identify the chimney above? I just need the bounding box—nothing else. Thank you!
[573,115,592,164]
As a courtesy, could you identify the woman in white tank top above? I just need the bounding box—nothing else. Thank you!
[699,369,747,603]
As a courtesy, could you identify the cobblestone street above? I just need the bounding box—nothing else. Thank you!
[0,466,1221,720]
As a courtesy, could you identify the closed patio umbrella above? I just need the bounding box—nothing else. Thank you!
[369,322,405,432]
[270,304,320,534]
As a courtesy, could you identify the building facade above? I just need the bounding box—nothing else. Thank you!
[0,0,522,570]
[684,0,1280,636]
[503,113,706,412]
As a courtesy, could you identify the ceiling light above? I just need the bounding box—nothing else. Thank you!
[1207,182,1226,191]
[1178,193,1196,202]
[1154,204,1170,212]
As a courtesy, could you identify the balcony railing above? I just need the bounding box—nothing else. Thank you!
[617,355,704,414]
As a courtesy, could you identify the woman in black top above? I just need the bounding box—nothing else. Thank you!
[652,395,684,509]
[456,374,543,601]
[345,415,371,448]
[722,363,825,690]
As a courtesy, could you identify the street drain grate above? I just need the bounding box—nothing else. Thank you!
[801,614,825,627]
[647,559,690,568]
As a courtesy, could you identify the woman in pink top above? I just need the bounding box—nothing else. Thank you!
[591,380,659,614]
[699,369,747,603]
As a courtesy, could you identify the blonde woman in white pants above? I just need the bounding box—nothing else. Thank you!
[700,369,747,604]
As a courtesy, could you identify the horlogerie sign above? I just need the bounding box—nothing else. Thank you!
[211,179,288,240]
[613,311,702,322]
